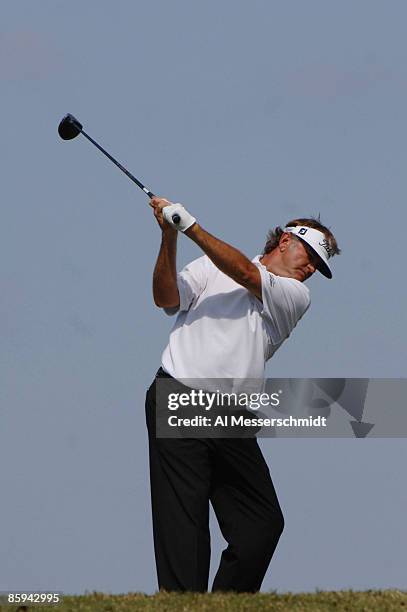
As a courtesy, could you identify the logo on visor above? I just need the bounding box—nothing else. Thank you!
[319,238,334,257]
[298,228,308,235]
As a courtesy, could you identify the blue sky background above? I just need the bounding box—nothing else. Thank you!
[1,0,406,594]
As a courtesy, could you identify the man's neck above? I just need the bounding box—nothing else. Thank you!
[259,252,287,277]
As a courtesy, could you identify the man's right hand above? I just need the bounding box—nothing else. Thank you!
[151,197,180,308]
[149,197,177,234]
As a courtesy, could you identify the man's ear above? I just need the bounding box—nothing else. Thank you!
[278,232,291,252]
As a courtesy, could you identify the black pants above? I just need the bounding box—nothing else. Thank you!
[145,369,285,592]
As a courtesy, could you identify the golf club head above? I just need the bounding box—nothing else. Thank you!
[58,113,83,140]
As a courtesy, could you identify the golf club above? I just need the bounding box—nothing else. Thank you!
[58,113,180,224]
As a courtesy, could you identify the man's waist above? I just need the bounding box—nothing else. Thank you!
[156,366,173,379]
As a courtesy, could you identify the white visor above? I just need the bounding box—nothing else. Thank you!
[283,226,333,279]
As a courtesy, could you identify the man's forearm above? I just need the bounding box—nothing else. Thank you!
[185,223,256,285]
[153,230,180,307]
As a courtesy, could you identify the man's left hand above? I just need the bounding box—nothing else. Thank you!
[149,197,196,233]
[162,202,196,232]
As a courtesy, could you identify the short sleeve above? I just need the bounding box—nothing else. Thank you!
[163,255,209,316]
[257,266,311,345]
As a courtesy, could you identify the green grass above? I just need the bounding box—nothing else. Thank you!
[1,590,406,612]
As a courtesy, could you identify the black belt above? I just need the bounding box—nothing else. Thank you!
[156,367,173,379]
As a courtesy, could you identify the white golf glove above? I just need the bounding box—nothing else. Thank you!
[162,203,196,232]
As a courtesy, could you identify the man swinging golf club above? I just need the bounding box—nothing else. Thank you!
[145,197,340,593]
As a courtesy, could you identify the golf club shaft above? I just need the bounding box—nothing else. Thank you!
[58,112,180,224]
[80,130,155,198]
[80,129,180,224]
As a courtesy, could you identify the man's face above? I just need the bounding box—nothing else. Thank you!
[281,235,319,281]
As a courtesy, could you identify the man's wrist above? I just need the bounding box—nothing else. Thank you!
[184,222,199,239]
[162,226,178,240]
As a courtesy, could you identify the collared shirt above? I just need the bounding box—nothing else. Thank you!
[160,255,310,389]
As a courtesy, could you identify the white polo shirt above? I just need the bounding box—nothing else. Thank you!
[161,255,310,389]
